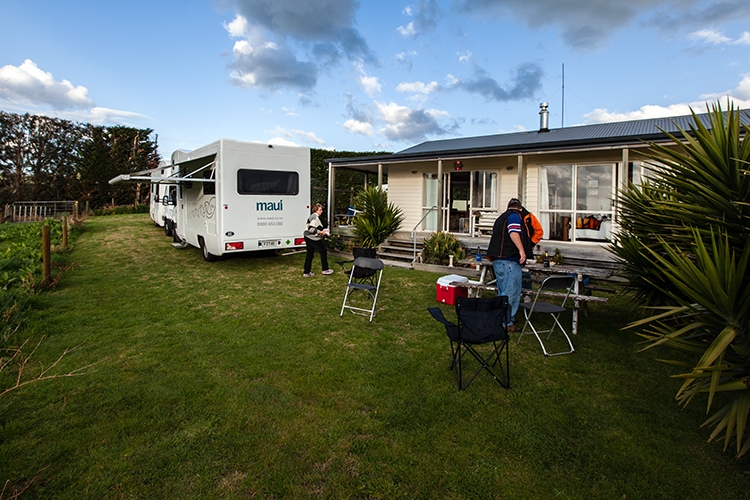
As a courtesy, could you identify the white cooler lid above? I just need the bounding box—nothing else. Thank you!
[437,274,469,286]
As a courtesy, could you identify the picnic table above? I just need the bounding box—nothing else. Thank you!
[453,259,613,334]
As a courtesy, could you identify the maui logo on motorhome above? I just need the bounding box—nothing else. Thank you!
[256,200,283,211]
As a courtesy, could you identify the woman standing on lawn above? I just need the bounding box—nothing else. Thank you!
[303,203,334,277]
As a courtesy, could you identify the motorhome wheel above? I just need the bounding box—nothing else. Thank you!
[199,237,217,262]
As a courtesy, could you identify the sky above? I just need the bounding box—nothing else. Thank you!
[1,0,750,158]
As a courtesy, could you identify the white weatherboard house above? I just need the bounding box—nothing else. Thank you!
[326,105,737,262]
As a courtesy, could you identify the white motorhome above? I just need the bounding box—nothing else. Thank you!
[112,139,311,261]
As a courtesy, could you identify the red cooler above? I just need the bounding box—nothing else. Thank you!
[436,274,469,305]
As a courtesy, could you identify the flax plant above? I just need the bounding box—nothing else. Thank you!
[612,101,750,456]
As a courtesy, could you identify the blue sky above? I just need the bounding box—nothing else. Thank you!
[2,0,750,157]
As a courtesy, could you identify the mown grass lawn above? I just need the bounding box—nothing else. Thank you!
[1,214,749,499]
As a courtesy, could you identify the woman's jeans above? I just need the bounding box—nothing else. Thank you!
[492,258,522,326]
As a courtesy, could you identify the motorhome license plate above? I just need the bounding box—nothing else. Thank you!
[259,240,280,248]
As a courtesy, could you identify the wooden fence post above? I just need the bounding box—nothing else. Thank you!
[42,224,51,287]
[62,216,68,250]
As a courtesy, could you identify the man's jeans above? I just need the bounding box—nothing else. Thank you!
[492,258,522,326]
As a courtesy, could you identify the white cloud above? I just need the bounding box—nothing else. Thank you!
[224,15,248,38]
[375,100,453,141]
[87,107,148,124]
[396,81,440,95]
[702,75,750,104]
[584,103,698,123]
[398,0,440,36]
[356,65,381,96]
[397,22,416,37]
[227,29,318,91]
[458,0,750,50]
[458,51,472,63]
[270,126,326,145]
[396,50,418,62]
[343,119,374,136]
[360,75,382,96]
[395,50,418,71]
[734,31,750,45]
[688,29,732,44]
[296,129,326,145]
[585,76,750,123]
[0,59,95,110]
[228,26,287,88]
[687,29,750,46]
[0,59,148,128]
[232,0,375,63]
[265,137,300,147]
[445,74,460,86]
[732,74,750,99]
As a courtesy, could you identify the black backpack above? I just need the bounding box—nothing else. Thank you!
[519,208,536,259]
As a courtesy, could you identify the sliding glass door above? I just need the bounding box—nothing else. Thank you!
[539,163,615,242]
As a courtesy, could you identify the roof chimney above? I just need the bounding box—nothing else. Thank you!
[539,102,549,132]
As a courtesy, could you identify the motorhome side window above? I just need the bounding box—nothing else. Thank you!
[237,169,299,195]
[203,170,216,195]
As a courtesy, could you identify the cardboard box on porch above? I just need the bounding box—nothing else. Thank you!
[436,274,469,305]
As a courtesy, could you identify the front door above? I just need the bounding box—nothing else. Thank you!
[441,171,471,233]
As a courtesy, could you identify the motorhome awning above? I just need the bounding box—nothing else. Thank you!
[109,157,216,185]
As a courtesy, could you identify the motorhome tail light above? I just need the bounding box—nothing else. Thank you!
[294,237,305,245]
[225,242,244,251]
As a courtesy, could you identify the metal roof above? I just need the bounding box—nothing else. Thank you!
[328,111,746,170]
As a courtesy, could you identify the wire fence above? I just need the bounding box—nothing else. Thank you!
[4,201,78,223]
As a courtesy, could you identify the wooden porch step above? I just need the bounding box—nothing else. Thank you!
[377,251,415,262]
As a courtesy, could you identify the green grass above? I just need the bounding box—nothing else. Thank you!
[1,214,749,499]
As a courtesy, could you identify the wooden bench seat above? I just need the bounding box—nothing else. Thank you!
[474,211,499,235]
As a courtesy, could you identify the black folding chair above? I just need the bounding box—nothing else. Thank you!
[340,257,384,322]
[518,275,576,356]
[428,295,510,390]
[336,248,378,286]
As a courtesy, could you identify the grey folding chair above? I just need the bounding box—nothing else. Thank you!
[340,256,384,322]
[336,247,378,286]
[518,275,576,356]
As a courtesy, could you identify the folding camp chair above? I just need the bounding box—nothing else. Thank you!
[518,275,576,356]
[340,256,384,322]
[428,295,510,390]
[336,248,378,286]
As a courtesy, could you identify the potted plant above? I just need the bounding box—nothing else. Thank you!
[351,187,404,250]
[421,232,467,266]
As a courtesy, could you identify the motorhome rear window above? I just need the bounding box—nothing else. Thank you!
[237,169,299,195]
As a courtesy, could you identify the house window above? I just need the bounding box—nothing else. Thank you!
[471,171,498,209]
[628,161,653,187]
[539,163,615,242]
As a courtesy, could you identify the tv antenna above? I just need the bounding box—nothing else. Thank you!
[561,63,565,128]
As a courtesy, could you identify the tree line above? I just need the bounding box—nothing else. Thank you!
[0,111,159,209]
[0,111,390,214]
